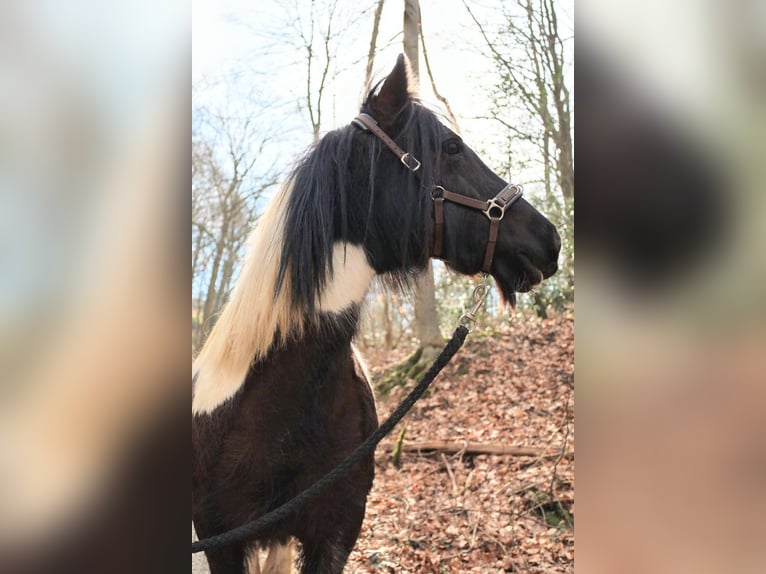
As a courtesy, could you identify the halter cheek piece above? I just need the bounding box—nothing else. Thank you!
[352,112,523,273]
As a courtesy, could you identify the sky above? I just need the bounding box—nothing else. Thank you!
[192,0,496,119]
[192,0,573,190]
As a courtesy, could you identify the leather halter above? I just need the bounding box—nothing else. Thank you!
[352,112,523,273]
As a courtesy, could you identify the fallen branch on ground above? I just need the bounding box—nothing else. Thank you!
[378,440,574,459]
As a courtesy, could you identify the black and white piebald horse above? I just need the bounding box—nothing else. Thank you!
[192,54,560,574]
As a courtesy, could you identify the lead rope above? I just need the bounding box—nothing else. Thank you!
[192,279,490,553]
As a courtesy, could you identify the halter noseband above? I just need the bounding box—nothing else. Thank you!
[352,112,523,273]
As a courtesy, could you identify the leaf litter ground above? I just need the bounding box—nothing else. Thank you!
[347,313,574,573]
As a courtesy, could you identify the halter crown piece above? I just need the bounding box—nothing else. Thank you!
[352,113,523,273]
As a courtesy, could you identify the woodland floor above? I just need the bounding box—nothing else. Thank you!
[346,312,574,573]
[192,313,574,574]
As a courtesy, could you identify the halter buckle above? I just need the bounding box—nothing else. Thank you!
[484,198,506,221]
[400,153,421,172]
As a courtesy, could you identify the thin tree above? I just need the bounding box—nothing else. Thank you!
[295,0,339,143]
[192,104,279,351]
[404,0,445,361]
[465,0,572,204]
[364,0,386,88]
[465,0,573,312]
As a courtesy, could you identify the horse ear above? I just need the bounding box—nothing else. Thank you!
[370,54,414,124]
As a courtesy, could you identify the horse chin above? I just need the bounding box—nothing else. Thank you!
[492,256,545,309]
[492,267,519,308]
[496,284,517,309]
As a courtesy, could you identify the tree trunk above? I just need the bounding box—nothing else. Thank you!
[404,0,442,358]
[213,242,237,313]
[414,263,443,356]
[383,294,393,348]
[533,291,548,319]
[201,230,226,334]
[555,106,574,202]
[403,0,420,78]
[364,0,386,88]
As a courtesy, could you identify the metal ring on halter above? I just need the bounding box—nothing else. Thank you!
[484,198,506,221]
[352,111,524,278]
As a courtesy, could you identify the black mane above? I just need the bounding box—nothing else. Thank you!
[276,92,446,312]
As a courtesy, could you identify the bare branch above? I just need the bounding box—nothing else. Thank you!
[419,15,459,130]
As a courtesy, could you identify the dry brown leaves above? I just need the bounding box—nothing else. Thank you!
[348,313,574,573]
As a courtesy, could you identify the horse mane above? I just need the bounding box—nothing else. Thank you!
[193,87,446,414]
[192,182,303,414]
[277,91,445,310]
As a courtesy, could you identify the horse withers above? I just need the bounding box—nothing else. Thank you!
[192,54,560,574]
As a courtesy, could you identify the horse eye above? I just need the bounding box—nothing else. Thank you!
[442,139,462,155]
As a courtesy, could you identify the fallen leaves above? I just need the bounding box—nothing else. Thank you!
[348,314,574,573]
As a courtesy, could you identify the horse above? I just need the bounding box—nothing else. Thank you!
[192,54,561,574]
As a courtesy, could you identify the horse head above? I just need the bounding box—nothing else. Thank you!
[353,54,561,305]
